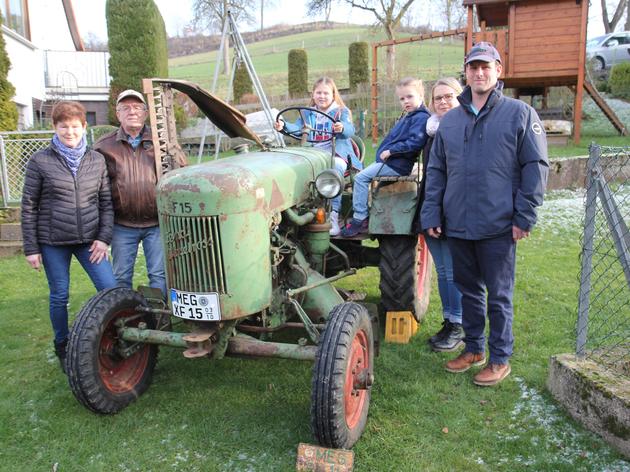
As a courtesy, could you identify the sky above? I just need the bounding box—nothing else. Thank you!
[74,0,610,43]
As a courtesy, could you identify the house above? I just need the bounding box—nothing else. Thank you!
[1,0,110,129]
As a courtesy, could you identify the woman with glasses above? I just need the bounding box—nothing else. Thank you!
[21,101,117,373]
[418,77,465,352]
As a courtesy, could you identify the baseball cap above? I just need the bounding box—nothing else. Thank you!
[116,89,146,105]
[465,42,502,64]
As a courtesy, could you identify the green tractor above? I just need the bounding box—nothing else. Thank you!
[65,79,431,449]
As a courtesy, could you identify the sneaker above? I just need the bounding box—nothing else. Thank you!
[432,323,464,352]
[473,363,511,386]
[329,211,340,236]
[444,351,486,373]
[339,218,368,238]
[429,320,452,345]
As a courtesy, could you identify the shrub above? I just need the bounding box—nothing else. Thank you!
[349,42,369,91]
[0,14,17,131]
[106,0,168,123]
[609,62,630,99]
[288,49,308,97]
[233,63,253,103]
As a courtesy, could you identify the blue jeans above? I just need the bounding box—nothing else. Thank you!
[352,162,401,220]
[332,157,347,212]
[41,243,117,343]
[111,224,166,295]
[448,234,516,365]
[425,235,462,324]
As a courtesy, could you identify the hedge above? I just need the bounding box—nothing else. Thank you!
[349,42,369,91]
[288,49,308,97]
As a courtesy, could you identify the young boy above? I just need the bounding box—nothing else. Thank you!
[340,77,430,237]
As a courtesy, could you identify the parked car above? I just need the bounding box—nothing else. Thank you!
[587,31,630,71]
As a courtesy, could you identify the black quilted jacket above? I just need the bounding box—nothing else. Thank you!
[21,143,114,256]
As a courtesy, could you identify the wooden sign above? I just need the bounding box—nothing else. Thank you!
[296,443,354,471]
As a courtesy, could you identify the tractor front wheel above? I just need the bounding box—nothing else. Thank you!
[379,234,432,321]
[66,288,158,414]
[311,302,374,449]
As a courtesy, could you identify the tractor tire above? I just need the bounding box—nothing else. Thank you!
[311,302,374,449]
[378,234,432,321]
[66,287,158,414]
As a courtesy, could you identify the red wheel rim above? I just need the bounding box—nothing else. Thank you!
[99,309,150,394]
[344,329,370,429]
[416,234,429,300]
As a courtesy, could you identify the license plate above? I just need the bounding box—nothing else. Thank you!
[170,289,221,321]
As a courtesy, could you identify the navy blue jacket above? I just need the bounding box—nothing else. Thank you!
[420,82,549,240]
[377,105,430,175]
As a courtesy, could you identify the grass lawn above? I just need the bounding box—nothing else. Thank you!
[1,189,629,471]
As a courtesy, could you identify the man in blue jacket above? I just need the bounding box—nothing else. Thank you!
[421,42,548,386]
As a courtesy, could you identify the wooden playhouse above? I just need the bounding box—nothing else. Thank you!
[463,0,627,143]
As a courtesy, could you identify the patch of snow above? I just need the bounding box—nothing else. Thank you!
[490,377,630,471]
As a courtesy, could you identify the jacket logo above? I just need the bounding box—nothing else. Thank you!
[531,122,543,135]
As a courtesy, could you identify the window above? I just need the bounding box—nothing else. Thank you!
[86,111,96,127]
[0,0,29,40]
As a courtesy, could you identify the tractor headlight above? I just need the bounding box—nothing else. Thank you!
[315,169,343,199]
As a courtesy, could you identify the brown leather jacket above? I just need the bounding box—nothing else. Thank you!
[94,126,160,228]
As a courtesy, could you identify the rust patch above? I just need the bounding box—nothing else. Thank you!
[163,183,201,193]
[269,179,285,210]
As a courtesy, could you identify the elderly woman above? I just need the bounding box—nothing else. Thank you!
[21,101,117,372]
[418,77,465,352]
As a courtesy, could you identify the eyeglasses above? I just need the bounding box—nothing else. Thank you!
[433,93,456,103]
[117,105,147,113]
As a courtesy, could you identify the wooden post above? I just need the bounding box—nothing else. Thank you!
[574,0,590,145]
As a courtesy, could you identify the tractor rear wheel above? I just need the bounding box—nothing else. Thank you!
[311,302,374,449]
[378,234,432,321]
[66,288,158,414]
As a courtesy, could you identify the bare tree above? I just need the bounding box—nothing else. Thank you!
[601,0,627,33]
[625,0,630,30]
[191,0,256,75]
[307,0,418,78]
[434,0,466,30]
[307,0,333,25]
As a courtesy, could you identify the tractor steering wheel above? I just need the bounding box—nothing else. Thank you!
[275,106,337,143]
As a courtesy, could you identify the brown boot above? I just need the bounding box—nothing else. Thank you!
[473,363,511,386]
[444,351,486,373]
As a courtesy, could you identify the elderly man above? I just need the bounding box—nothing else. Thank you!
[95,89,176,296]
[421,43,549,386]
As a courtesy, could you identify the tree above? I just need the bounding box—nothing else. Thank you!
[433,0,466,30]
[0,14,18,131]
[601,0,627,33]
[306,0,418,78]
[348,42,369,90]
[232,62,253,103]
[106,0,168,124]
[191,0,256,76]
[288,49,308,97]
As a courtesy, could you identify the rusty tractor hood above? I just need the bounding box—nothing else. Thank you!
[157,147,330,218]
[150,78,263,147]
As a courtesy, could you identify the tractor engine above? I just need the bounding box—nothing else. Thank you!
[156,147,343,323]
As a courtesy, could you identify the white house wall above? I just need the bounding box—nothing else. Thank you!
[3,26,45,128]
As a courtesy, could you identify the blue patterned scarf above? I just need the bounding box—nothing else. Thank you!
[52,133,87,176]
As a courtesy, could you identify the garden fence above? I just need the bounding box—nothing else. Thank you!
[577,144,630,377]
[0,130,100,205]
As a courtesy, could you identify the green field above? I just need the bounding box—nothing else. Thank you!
[169,27,465,96]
